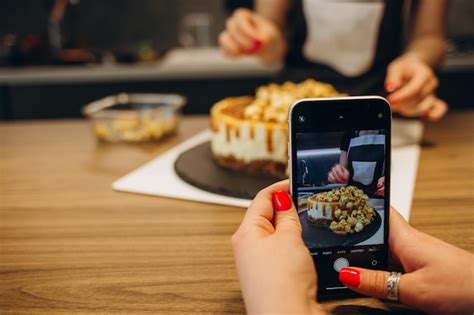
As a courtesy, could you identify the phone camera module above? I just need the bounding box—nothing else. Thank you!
[378,113,383,119]
[298,115,306,123]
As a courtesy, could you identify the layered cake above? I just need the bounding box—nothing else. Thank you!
[210,80,343,174]
[307,186,376,234]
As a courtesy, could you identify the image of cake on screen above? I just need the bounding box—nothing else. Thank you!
[296,129,387,249]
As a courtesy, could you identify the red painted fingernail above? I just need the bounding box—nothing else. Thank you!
[422,113,430,121]
[339,267,361,287]
[388,97,397,106]
[272,190,292,211]
[385,83,396,93]
[247,39,263,54]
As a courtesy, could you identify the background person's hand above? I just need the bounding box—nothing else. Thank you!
[374,176,385,196]
[218,8,286,64]
[385,54,448,121]
[232,180,324,314]
[328,164,350,184]
[339,208,474,315]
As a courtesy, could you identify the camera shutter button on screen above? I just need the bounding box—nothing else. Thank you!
[333,257,349,272]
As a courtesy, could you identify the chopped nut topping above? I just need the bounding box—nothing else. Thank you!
[243,79,344,123]
[94,114,178,142]
[311,186,376,234]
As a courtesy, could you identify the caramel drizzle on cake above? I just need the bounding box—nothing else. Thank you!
[210,80,343,175]
[225,122,231,142]
[266,129,273,153]
[210,118,219,132]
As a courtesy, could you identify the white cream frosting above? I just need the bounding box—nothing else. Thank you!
[308,201,335,220]
[211,121,287,163]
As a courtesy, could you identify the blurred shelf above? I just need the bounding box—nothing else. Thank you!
[442,54,474,72]
[0,48,281,85]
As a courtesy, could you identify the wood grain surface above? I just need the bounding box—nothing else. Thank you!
[1,112,473,314]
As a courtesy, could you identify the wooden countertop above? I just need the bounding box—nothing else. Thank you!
[1,112,473,314]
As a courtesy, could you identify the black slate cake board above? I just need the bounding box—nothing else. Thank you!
[174,141,285,199]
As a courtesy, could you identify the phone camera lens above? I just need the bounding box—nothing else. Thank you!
[298,115,306,123]
[338,115,344,120]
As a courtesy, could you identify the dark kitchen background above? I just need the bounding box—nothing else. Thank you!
[0,0,472,120]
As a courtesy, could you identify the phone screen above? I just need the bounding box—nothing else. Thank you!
[289,97,390,298]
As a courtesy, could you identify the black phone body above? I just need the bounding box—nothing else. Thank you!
[288,96,391,299]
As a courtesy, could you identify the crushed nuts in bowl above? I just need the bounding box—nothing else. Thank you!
[82,93,186,143]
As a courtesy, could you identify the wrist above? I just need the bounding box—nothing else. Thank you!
[309,301,326,314]
[259,32,287,65]
[396,52,424,64]
[285,286,324,314]
[245,288,322,314]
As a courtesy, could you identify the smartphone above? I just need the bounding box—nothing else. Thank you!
[288,96,391,299]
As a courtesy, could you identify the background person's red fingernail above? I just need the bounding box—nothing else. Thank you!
[272,190,292,211]
[385,83,396,93]
[247,39,262,54]
[339,267,361,287]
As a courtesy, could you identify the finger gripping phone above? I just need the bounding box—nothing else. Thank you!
[289,96,391,299]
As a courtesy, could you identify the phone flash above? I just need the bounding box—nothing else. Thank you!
[378,113,383,118]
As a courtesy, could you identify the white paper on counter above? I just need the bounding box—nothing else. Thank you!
[113,130,250,208]
[113,119,422,221]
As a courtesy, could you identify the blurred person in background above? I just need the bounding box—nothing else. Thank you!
[220,0,448,121]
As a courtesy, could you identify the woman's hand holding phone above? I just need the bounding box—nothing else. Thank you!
[218,8,286,64]
[231,180,324,315]
[235,181,474,314]
[339,208,474,315]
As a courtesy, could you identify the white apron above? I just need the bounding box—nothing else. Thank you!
[302,0,385,77]
[347,133,385,192]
